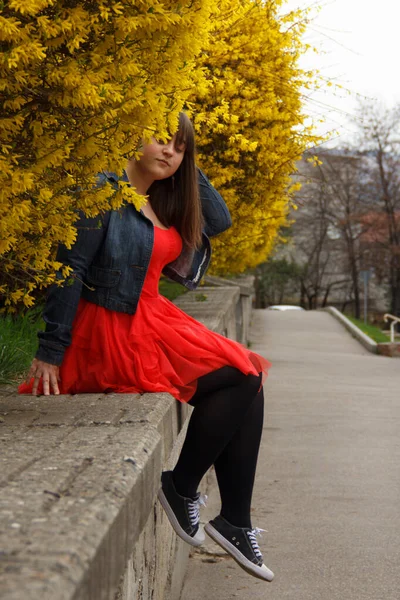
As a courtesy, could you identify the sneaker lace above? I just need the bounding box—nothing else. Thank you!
[187,494,208,527]
[246,527,266,560]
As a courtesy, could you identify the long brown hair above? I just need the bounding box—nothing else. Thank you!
[148,112,203,249]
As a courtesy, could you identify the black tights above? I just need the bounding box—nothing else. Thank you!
[172,367,264,529]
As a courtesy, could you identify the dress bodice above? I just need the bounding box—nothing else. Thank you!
[141,226,183,298]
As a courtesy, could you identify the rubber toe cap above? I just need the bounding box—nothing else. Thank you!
[193,526,205,544]
[260,564,274,582]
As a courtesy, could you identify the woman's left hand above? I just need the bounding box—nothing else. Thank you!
[26,358,61,396]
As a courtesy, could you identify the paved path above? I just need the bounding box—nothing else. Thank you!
[181,309,400,600]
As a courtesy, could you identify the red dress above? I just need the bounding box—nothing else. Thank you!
[19,226,271,402]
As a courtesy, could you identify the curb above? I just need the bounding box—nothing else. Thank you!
[323,306,378,354]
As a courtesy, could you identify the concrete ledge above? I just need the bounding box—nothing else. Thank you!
[323,306,378,354]
[204,274,254,297]
[0,283,252,600]
[203,275,255,345]
[0,392,178,600]
[376,342,400,357]
[174,286,239,341]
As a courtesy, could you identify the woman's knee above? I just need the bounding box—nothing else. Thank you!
[246,372,263,398]
[214,367,261,398]
[220,369,261,400]
[189,367,262,406]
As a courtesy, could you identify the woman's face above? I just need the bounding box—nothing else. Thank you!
[137,135,186,181]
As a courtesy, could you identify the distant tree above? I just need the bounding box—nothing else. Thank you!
[288,149,388,315]
[310,151,371,317]
[288,155,349,310]
[356,101,400,319]
[254,258,302,308]
[296,191,332,310]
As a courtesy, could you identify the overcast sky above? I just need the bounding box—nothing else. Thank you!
[283,0,400,145]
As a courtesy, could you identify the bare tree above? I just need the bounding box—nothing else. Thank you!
[356,101,400,318]
[272,136,396,316]
[290,150,368,312]
[312,150,373,317]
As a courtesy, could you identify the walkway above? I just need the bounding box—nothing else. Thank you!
[181,309,400,600]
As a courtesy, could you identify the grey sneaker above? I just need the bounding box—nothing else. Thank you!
[158,471,207,547]
[204,515,274,582]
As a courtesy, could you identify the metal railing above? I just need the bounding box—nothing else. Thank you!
[383,313,400,342]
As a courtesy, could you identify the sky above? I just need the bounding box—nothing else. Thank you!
[283,0,400,145]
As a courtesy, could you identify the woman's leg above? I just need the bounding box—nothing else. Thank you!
[172,366,264,527]
[162,367,273,581]
[214,387,264,528]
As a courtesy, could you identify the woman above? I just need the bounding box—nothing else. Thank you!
[19,113,274,582]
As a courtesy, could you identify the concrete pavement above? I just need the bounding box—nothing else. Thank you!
[181,309,400,600]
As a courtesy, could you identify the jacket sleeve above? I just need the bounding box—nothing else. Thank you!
[36,211,110,366]
[198,168,232,237]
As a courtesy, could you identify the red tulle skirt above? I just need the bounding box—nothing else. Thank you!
[19,226,271,402]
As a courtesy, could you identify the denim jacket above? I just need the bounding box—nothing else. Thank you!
[36,169,232,365]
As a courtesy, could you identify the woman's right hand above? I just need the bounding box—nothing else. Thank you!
[26,358,61,396]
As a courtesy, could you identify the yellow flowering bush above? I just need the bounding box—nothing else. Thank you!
[1,0,320,310]
[0,0,213,309]
[192,0,320,274]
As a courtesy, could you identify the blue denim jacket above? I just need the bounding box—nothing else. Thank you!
[36,169,232,365]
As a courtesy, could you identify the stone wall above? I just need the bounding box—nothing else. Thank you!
[0,283,254,600]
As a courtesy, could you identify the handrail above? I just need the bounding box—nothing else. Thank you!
[383,313,400,342]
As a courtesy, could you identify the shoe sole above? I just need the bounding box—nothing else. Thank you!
[204,523,274,582]
[157,488,205,547]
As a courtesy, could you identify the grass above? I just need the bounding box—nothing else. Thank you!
[158,278,188,301]
[346,315,390,344]
[0,307,44,385]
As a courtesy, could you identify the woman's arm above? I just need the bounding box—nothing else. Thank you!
[36,211,110,367]
[197,168,232,237]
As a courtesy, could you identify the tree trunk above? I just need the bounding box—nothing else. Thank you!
[390,264,400,331]
[352,266,361,319]
[300,280,306,307]
[389,262,400,313]
[322,285,331,307]
[254,275,262,309]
